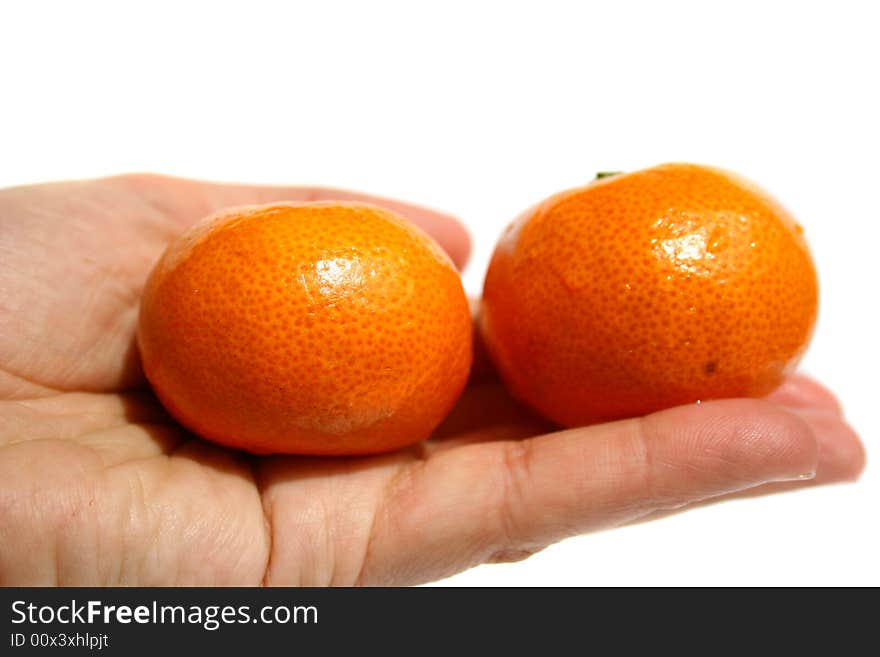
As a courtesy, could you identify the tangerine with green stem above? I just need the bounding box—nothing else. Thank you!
[480,163,819,426]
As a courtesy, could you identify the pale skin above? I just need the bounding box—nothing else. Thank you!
[0,175,866,585]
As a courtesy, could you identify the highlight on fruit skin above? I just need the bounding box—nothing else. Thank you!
[138,202,473,456]
[480,163,819,427]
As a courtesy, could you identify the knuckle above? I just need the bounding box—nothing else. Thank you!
[493,440,534,548]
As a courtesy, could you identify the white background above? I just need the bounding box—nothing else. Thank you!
[2,1,876,585]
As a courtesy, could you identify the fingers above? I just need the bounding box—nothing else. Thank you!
[429,382,554,445]
[357,398,819,584]
[766,374,843,414]
[294,187,472,270]
[705,397,865,503]
[632,385,864,526]
[764,375,865,485]
[795,407,865,483]
[115,174,471,269]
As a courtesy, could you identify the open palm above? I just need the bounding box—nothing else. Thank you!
[0,175,865,585]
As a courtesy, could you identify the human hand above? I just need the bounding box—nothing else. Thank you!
[0,175,865,585]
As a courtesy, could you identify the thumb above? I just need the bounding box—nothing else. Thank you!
[356,398,819,584]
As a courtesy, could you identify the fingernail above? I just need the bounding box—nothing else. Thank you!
[774,470,816,482]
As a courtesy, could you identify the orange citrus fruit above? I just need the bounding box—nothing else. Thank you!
[138,202,472,455]
[480,163,818,426]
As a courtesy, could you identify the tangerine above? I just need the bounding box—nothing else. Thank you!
[138,202,472,455]
[480,163,818,426]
